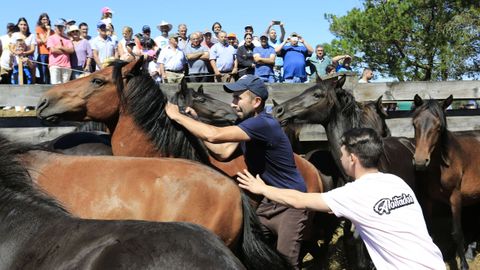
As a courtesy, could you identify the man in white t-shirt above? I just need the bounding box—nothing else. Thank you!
[237,128,445,270]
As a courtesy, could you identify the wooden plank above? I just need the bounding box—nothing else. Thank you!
[298,115,480,141]
[1,77,479,106]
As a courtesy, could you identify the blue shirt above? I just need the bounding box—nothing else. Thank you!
[253,45,275,77]
[238,111,306,192]
[281,45,309,80]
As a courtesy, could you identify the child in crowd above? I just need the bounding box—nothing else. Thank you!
[10,38,33,85]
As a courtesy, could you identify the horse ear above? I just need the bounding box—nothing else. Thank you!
[336,75,346,88]
[177,77,188,93]
[272,99,279,107]
[315,73,323,83]
[413,94,423,108]
[197,85,204,94]
[376,95,388,118]
[442,95,453,110]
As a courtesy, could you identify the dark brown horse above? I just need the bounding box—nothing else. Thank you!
[36,58,324,192]
[0,135,246,270]
[173,80,238,127]
[272,77,415,188]
[412,95,480,270]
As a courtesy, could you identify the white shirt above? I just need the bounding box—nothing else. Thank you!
[0,34,12,69]
[154,36,168,50]
[157,46,186,71]
[323,172,445,270]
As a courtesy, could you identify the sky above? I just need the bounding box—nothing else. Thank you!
[0,0,363,50]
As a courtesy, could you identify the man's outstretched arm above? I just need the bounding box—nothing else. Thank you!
[237,169,332,212]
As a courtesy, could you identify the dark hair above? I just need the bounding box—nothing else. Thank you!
[36,13,50,27]
[326,64,336,74]
[79,22,88,28]
[211,22,222,32]
[244,33,252,39]
[16,17,31,37]
[341,128,383,168]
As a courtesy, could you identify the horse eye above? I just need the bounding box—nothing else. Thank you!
[91,78,105,86]
[313,92,325,98]
[194,97,206,103]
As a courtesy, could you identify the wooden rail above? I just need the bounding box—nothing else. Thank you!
[1,76,479,144]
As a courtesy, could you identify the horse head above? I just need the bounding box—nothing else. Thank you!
[173,79,238,127]
[412,94,453,170]
[36,57,145,126]
[271,76,343,126]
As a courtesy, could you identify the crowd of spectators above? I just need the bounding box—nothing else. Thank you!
[0,7,370,95]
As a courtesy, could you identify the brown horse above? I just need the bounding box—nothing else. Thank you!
[16,146,289,270]
[0,135,247,270]
[36,58,323,193]
[412,95,480,270]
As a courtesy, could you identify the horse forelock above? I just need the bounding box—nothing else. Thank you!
[122,76,210,163]
[413,99,450,163]
[0,136,69,216]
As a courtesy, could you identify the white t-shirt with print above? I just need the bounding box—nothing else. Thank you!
[323,172,445,270]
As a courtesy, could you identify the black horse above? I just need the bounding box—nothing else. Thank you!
[0,135,246,270]
[172,79,238,127]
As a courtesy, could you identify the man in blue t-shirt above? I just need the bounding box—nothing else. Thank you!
[275,32,313,83]
[165,74,311,269]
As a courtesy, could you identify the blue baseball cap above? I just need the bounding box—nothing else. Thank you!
[223,75,268,100]
[97,21,106,29]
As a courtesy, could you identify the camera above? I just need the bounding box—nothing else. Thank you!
[272,20,281,25]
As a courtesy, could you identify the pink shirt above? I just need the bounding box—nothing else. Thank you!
[46,34,73,68]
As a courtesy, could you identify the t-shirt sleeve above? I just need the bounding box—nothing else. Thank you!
[238,117,270,142]
[322,182,361,221]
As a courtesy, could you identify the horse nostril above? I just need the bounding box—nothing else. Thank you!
[36,97,49,112]
[425,158,430,167]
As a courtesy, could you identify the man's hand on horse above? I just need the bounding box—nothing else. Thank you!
[237,169,266,195]
[184,107,198,119]
[165,102,181,120]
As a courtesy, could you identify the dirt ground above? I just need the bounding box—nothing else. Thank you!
[302,225,480,270]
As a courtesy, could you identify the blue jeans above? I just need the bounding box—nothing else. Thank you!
[37,54,50,84]
[284,76,306,83]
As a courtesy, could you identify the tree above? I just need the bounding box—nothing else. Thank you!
[325,0,480,81]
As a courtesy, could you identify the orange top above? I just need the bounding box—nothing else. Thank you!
[36,26,54,55]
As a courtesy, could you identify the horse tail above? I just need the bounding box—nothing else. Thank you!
[238,192,292,270]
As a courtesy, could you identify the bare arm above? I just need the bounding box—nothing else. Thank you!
[332,54,351,64]
[166,102,247,158]
[237,170,332,212]
[279,23,285,42]
[92,50,102,69]
[300,37,313,55]
[186,51,204,61]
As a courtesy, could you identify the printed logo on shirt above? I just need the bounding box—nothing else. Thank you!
[373,193,414,215]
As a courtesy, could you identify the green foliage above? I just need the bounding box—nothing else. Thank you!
[325,0,480,81]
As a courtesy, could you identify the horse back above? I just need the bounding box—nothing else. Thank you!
[451,134,480,204]
[10,219,244,270]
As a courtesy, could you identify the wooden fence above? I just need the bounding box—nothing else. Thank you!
[1,75,479,144]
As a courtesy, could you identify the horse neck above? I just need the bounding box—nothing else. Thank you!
[113,112,210,163]
[324,112,356,180]
[111,114,164,157]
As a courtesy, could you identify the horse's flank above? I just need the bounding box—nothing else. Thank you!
[20,150,243,246]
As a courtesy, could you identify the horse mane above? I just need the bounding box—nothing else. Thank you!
[0,135,69,215]
[360,101,391,137]
[413,99,450,164]
[332,87,362,128]
[112,67,210,163]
